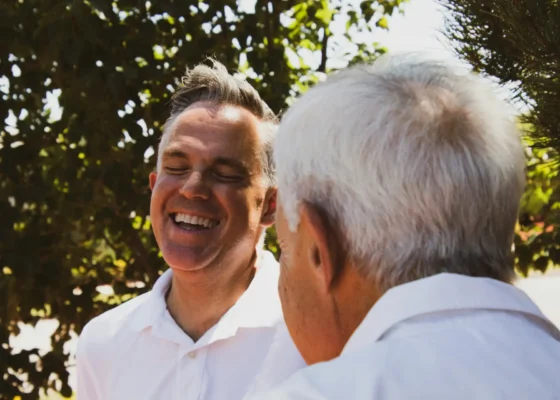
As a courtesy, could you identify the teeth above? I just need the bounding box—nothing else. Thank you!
[174,213,217,228]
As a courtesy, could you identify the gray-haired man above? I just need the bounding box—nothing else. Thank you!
[76,60,304,400]
[258,54,560,399]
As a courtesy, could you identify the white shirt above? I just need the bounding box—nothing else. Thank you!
[256,273,560,400]
[76,251,305,400]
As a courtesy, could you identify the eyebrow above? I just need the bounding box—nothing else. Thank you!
[162,149,188,160]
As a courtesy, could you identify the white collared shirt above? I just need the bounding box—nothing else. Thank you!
[76,251,305,400]
[256,273,560,400]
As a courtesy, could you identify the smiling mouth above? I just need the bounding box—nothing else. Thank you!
[170,213,220,231]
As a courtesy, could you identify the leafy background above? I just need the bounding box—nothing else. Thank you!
[1,0,558,398]
[440,0,560,276]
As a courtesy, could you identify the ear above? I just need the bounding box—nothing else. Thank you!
[149,172,157,191]
[260,188,277,227]
[299,202,339,293]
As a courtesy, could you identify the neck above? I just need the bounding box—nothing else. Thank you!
[333,262,381,353]
[166,252,257,342]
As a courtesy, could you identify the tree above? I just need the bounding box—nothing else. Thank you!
[439,0,560,275]
[0,0,407,397]
[516,133,559,276]
[440,0,560,150]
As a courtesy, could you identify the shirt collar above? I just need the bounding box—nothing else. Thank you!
[217,250,283,329]
[128,250,283,337]
[343,273,560,355]
[127,265,172,332]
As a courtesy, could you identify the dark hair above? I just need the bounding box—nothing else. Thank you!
[159,58,277,185]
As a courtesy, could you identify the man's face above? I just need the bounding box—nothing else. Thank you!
[149,102,274,272]
[276,203,345,365]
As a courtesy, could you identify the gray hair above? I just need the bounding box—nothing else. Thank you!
[158,59,278,186]
[275,53,526,293]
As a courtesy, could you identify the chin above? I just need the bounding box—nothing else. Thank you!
[162,244,218,272]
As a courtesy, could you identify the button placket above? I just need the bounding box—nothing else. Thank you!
[194,347,210,400]
[177,346,208,399]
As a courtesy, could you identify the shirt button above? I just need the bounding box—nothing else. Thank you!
[188,351,196,359]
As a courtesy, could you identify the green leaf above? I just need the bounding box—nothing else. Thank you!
[315,7,334,25]
[376,16,389,29]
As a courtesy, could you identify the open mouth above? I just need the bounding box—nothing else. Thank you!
[170,213,220,231]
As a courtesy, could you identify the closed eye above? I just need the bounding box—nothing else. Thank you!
[213,171,243,182]
[165,167,188,174]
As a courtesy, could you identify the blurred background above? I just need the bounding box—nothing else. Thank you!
[1,0,558,398]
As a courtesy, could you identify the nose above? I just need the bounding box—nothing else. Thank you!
[179,171,210,200]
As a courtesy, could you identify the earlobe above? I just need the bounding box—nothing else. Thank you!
[149,172,157,191]
[260,188,277,227]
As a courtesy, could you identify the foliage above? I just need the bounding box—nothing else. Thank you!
[0,0,406,397]
[516,136,559,276]
[440,0,560,150]
[439,0,560,275]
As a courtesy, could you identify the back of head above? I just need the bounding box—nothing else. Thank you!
[275,53,526,293]
[158,59,278,185]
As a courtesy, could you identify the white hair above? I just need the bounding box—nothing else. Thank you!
[275,53,526,292]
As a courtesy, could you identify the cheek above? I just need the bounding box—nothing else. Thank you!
[278,268,300,347]
[216,186,265,224]
[150,180,172,215]
[278,256,308,343]
[277,245,331,364]
[151,176,175,200]
[150,183,162,216]
[215,185,247,208]
[278,258,292,310]
[278,253,296,315]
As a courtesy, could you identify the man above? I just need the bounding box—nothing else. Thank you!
[76,60,304,400]
[258,54,560,399]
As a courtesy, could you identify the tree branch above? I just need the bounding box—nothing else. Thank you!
[318,27,330,73]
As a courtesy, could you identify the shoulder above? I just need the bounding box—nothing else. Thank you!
[260,323,560,400]
[76,292,154,397]
[243,322,306,398]
[77,291,151,355]
[255,345,391,400]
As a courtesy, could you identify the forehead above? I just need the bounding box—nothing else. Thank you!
[164,103,263,161]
